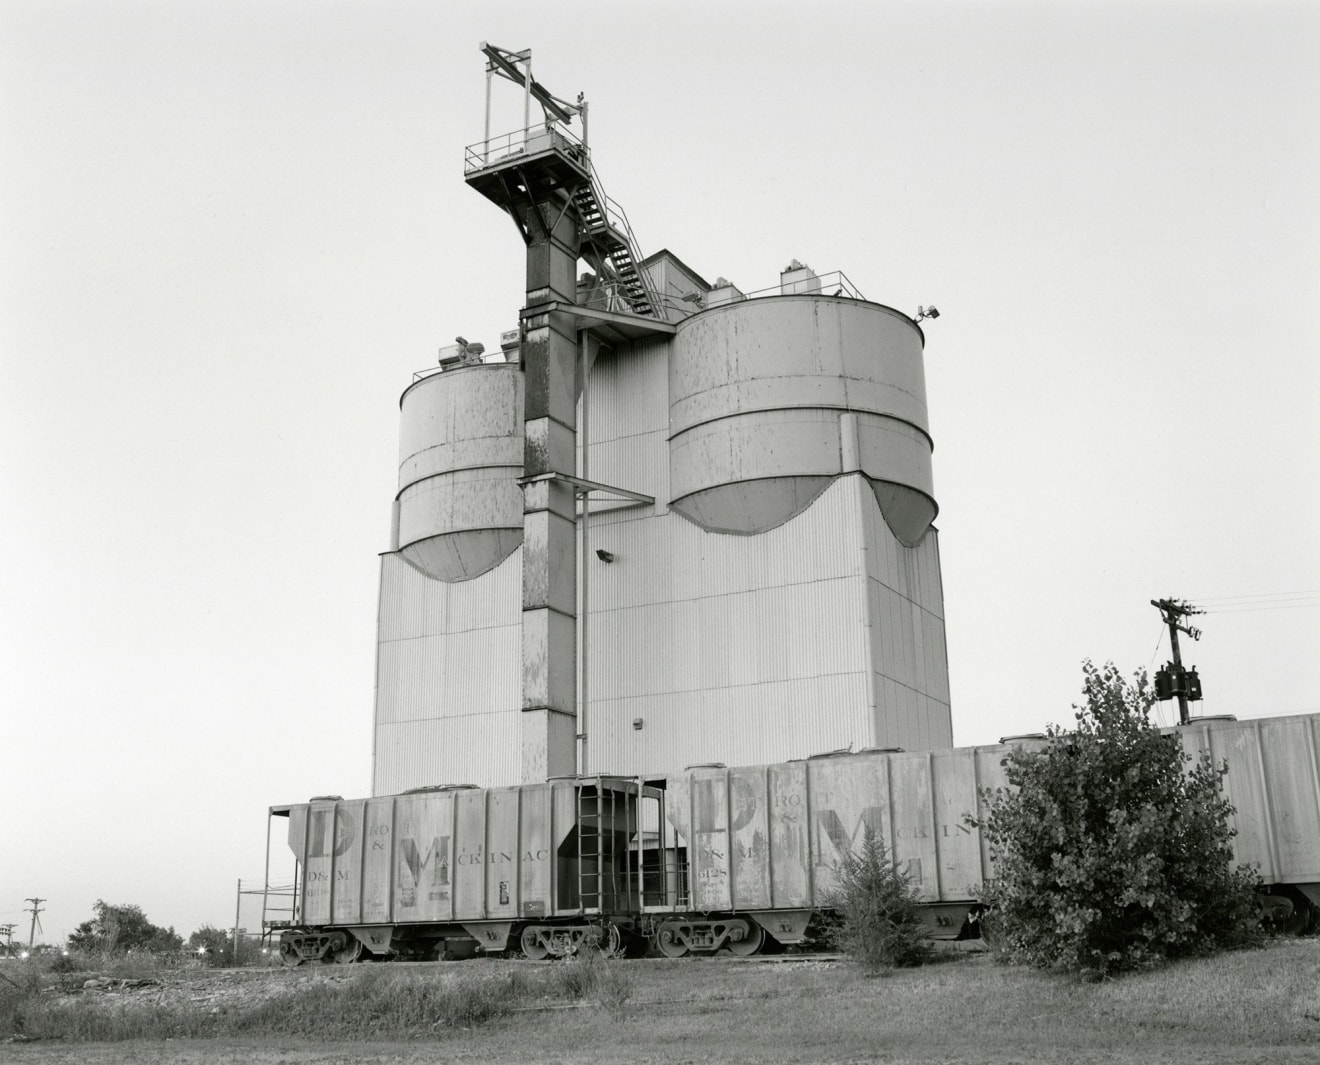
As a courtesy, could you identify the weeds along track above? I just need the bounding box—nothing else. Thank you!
[13,953,845,1027]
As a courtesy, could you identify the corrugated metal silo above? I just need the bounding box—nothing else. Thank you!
[394,364,524,581]
[669,297,936,545]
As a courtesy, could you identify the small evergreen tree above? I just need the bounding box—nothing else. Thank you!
[825,824,928,972]
[979,661,1260,978]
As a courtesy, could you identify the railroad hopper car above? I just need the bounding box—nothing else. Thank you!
[1176,712,1320,931]
[271,712,1320,962]
[273,776,662,964]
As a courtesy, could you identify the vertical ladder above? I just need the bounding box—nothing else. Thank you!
[577,784,610,911]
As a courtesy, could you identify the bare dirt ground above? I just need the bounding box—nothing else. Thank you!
[38,964,362,1015]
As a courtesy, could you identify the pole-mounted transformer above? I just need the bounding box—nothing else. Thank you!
[1151,598,1205,724]
[1154,663,1202,703]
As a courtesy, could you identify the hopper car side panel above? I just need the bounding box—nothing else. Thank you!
[689,772,732,911]
[728,769,771,909]
[767,761,811,908]
[361,799,393,923]
[393,791,455,922]
[928,748,992,902]
[1177,715,1320,886]
[331,799,366,926]
[518,784,552,917]
[673,746,1025,916]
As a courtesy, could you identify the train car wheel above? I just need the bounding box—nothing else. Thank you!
[655,923,689,959]
[331,937,364,965]
[520,926,549,960]
[598,922,624,958]
[1263,888,1313,936]
[278,941,304,968]
[725,920,765,956]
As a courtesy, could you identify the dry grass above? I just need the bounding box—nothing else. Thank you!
[4,940,1318,1064]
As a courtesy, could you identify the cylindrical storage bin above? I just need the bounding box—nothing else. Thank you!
[669,297,937,544]
[395,364,524,581]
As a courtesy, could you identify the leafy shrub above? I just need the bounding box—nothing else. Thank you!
[978,661,1261,979]
[824,824,929,972]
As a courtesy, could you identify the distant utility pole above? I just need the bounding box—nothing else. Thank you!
[24,898,45,950]
[1151,598,1205,725]
[0,923,15,957]
[234,879,242,963]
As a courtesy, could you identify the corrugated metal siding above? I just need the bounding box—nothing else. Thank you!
[372,548,520,781]
[584,430,668,515]
[583,473,865,620]
[859,477,952,750]
[578,477,873,775]
[585,673,871,777]
[373,710,521,794]
[375,624,519,725]
[577,338,669,515]
[581,338,669,444]
[372,547,521,792]
[376,548,520,641]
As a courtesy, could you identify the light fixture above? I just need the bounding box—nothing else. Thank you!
[596,549,615,563]
[915,305,940,322]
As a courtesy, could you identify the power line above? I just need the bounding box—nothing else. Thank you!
[1201,601,1320,615]
[1185,590,1320,614]
[1187,588,1320,603]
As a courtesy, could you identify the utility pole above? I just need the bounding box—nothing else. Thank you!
[1151,598,1205,725]
[24,898,45,950]
[1,923,15,957]
[233,878,242,965]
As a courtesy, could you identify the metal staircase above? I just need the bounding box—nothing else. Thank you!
[572,180,660,318]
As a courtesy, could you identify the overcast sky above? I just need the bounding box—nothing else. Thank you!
[3,1,1317,945]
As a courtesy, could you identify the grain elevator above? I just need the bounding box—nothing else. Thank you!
[371,46,951,794]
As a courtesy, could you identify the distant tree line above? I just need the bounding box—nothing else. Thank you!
[67,900,183,954]
[65,901,264,965]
